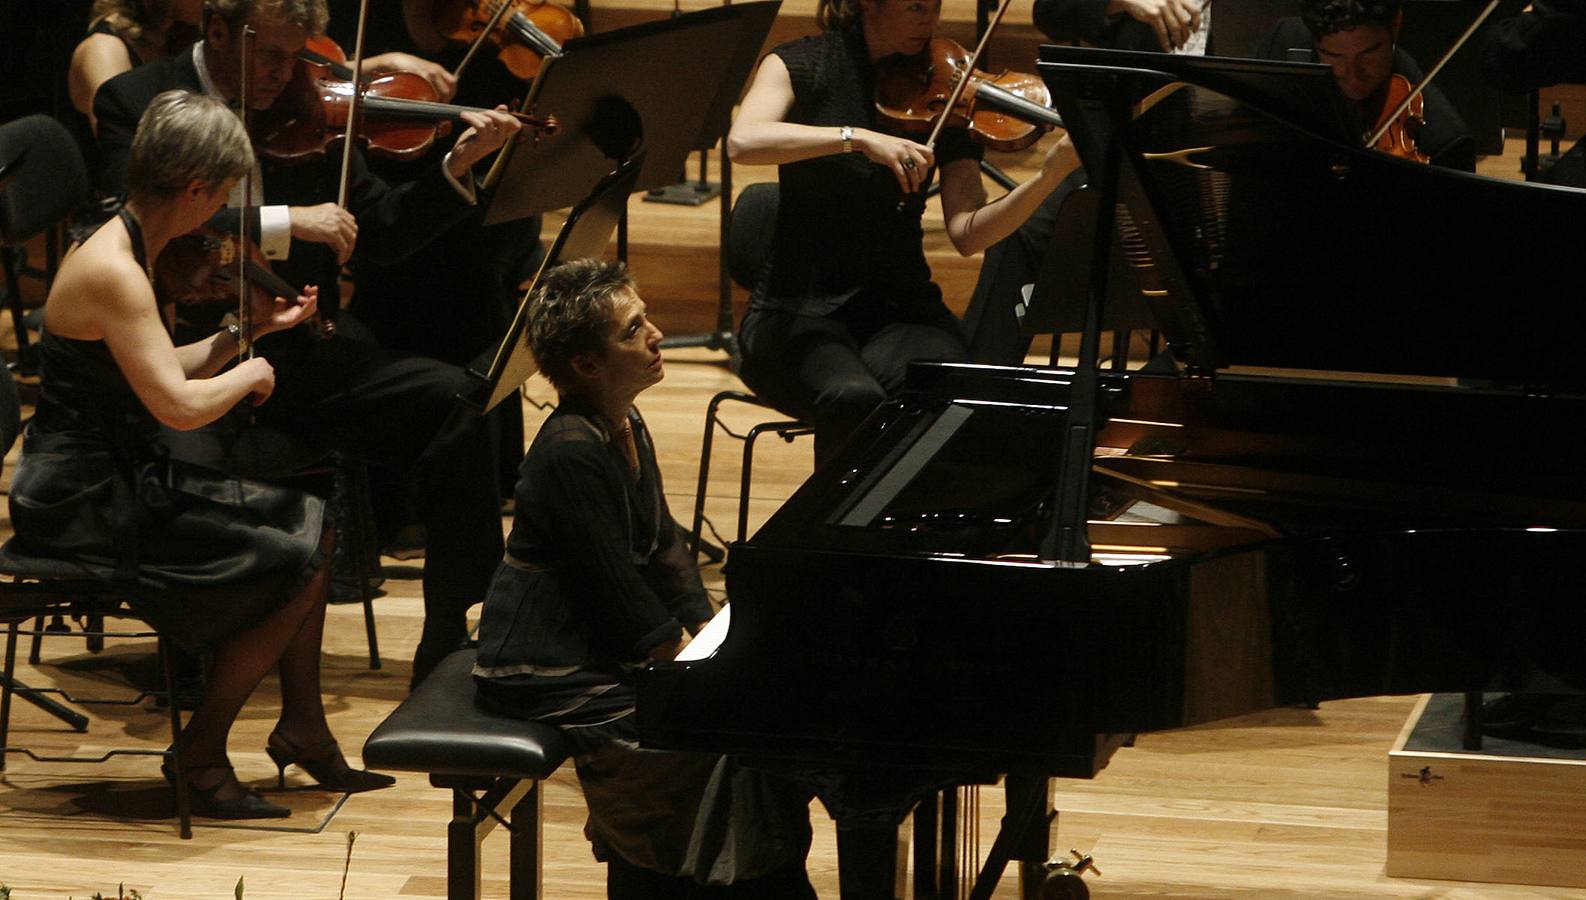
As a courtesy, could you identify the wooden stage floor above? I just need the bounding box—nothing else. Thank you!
[0,347,1580,899]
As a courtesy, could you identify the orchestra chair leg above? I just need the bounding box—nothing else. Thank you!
[689,390,813,553]
[0,582,193,838]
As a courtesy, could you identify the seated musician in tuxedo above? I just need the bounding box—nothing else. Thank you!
[1481,0,1586,187]
[92,0,523,688]
[473,259,815,900]
[1255,0,1475,170]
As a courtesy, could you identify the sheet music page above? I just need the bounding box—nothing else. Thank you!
[1173,2,1210,56]
[676,604,731,661]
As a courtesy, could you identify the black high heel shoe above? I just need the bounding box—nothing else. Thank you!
[265,730,396,793]
[161,760,291,820]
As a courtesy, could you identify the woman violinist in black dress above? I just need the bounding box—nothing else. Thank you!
[9,89,391,819]
[727,0,1081,462]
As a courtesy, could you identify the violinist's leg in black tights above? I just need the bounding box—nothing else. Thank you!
[177,529,334,798]
[961,167,1086,364]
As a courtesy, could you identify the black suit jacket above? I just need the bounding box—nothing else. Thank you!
[1481,0,1586,92]
[93,47,476,318]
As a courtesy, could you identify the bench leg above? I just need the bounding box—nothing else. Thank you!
[449,778,535,900]
[449,787,485,900]
[509,779,543,900]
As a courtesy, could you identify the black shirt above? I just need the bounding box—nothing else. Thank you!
[754,28,983,320]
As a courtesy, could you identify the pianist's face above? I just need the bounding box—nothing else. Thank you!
[595,289,665,398]
[1313,24,1396,103]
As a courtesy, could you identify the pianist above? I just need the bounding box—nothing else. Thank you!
[471,259,815,899]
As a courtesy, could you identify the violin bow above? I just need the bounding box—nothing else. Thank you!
[895,0,1016,212]
[922,0,1017,153]
[1365,0,1501,148]
[238,24,256,359]
[337,0,373,208]
[452,0,516,82]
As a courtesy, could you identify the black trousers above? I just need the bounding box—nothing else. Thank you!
[162,325,503,674]
[738,299,968,464]
[961,167,1088,365]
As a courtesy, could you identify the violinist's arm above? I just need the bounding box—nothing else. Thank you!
[939,131,1079,256]
[727,54,933,194]
[68,32,135,133]
[77,262,272,428]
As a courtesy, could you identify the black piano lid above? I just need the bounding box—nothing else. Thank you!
[1037,45,1586,389]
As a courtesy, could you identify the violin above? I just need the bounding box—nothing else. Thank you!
[254,37,556,165]
[1367,73,1429,164]
[874,38,1057,153]
[153,227,333,339]
[434,0,584,82]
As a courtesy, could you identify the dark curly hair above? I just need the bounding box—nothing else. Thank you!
[1300,0,1402,37]
[525,259,637,392]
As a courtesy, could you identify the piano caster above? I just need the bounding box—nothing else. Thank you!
[1038,850,1099,900]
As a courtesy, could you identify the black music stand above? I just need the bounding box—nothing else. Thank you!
[465,152,646,414]
[480,2,780,223]
[1021,183,1156,367]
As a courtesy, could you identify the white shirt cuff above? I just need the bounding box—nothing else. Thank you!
[442,151,479,204]
[259,205,293,259]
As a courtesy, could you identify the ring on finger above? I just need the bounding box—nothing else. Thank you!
[903,158,916,170]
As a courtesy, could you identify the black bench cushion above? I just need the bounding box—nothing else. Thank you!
[363,648,569,780]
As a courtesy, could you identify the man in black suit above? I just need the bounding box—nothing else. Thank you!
[94,0,525,687]
[1255,0,1474,171]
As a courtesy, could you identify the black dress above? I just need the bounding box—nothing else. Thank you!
[7,211,328,652]
[737,28,980,462]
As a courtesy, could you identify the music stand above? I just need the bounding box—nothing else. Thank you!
[1022,183,1156,365]
[466,151,646,414]
[479,2,780,224]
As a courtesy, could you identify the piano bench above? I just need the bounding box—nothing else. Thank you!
[363,648,569,900]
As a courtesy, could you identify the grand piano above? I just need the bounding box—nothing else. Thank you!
[638,47,1586,898]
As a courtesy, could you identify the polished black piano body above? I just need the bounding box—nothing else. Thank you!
[637,46,1586,874]
[641,363,1586,778]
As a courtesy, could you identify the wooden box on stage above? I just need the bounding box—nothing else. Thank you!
[1387,693,1586,889]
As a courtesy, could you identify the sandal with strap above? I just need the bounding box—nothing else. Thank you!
[265,730,395,793]
[161,760,291,819]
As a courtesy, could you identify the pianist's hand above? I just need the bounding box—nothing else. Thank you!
[1108,0,1203,52]
[648,637,683,662]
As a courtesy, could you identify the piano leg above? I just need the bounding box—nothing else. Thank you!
[837,820,901,900]
[967,775,1054,900]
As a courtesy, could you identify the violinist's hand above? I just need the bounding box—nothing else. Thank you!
[363,51,457,102]
[289,203,357,265]
[1109,0,1202,52]
[236,356,277,407]
[254,284,320,338]
[855,129,934,195]
[448,106,523,178]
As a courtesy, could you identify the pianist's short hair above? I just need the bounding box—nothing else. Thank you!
[126,90,254,200]
[204,0,328,34]
[526,259,639,392]
[1300,0,1402,37]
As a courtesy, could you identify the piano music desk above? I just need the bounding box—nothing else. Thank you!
[1388,693,1586,890]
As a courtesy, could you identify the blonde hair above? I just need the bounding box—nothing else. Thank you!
[126,90,254,199]
[204,0,328,34]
